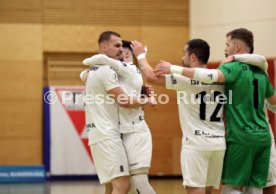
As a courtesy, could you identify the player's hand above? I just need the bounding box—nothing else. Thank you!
[142,85,156,107]
[131,40,146,57]
[154,60,172,76]
[145,84,154,96]
[220,55,234,65]
[147,95,157,107]
[80,69,89,82]
[141,85,154,96]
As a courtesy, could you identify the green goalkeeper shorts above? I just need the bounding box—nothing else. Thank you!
[222,142,271,187]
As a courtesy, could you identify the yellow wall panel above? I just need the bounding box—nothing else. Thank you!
[43,0,188,26]
[0,24,42,61]
[43,25,188,65]
[0,138,42,165]
[0,0,188,26]
[141,26,189,64]
[0,0,42,23]
[43,25,142,52]
[0,61,43,99]
[0,100,42,138]
[0,99,42,164]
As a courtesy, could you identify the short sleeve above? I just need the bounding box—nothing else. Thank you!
[218,61,241,83]
[116,62,138,78]
[99,66,121,91]
[165,74,191,91]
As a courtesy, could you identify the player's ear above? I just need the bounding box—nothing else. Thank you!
[100,42,108,51]
[190,53,196,62]
[235,41,241,53]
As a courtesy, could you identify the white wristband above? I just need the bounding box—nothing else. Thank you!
[170,65,184,75]
[137,53,146,61]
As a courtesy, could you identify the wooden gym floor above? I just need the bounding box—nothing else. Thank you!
[0,178,222,194]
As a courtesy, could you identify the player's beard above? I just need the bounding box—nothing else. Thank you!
[118,52,124,61]
[182,60,190,67]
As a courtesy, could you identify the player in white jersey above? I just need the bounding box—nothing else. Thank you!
[129,39,226,194]
[84,31,155,194]
[83,40,156,194]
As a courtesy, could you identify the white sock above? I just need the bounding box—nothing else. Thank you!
[222,185,243,194]
[131,174,156,194]
[128,178,137,194]
[244,187,262,194]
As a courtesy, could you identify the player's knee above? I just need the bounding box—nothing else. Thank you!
[112,176,130,193]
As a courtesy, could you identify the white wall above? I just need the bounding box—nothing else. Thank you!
[190,0,276,62]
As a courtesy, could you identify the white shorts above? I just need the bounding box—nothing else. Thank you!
[265,140,276,187]
[181,148,225,189]
[90,137,129,184]
[122,129,152,173]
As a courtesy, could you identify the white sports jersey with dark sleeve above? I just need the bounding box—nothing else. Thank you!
[165,74,226,151]
[85,65,121,145]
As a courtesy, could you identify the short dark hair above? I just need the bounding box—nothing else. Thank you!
[186,39,210,64]
[226,28,254,53]
[122,40,132,51]
[98,31,121,44]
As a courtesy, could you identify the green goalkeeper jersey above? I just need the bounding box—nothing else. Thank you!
[218,61,274,146]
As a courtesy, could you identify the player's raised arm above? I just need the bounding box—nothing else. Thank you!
[107,87,157,108]
[83,54,122,71]
[154,61,225,83]
[221,54,268,71]
[83,54,137,78]
[131,40,166,86]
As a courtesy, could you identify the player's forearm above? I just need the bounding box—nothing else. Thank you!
[267,101,276,112]
[171,66,225,83]
[117,95,153,108]
[234,54,268,71]
[83,54,121,71]
[267,93,276,106]
[138,58,164,85]
[109,87,155,108]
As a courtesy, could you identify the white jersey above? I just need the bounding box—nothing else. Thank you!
[85,65,121,145]
[116,62,149,133]
[165,74,226,151]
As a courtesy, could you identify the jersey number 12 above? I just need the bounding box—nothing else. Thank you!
[195,91,223,122]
